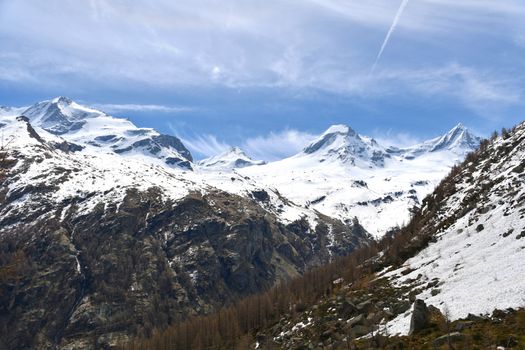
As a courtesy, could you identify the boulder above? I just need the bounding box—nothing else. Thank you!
[346,314,365,327]
[433,332,465,347]
[339,300,357,318]
[356,299,373,313]
[408,299,430,335]
[455,321,474,331]
[351,325,370,338]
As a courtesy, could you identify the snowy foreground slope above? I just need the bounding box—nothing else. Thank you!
[241,124,480,237]
[384,122,525,335]
[247,121,525,350]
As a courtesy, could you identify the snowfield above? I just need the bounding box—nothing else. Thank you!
[2,97,524,336]
[241,124,478,237]
[383,122,525,335]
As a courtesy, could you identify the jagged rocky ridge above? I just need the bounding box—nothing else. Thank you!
[241,122,481,237]
[0,98,481,237]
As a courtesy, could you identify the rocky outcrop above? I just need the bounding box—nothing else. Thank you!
[408,299,430,335]
[0,175,369,350]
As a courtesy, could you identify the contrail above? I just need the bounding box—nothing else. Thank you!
[371,0,409,73]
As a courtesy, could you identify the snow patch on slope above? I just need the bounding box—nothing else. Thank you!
[383,123,525,335]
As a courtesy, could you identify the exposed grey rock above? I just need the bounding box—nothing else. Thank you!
[351,325,369,337]
[393,300,411,314]
[455,320,474,331]
[408,299,430,335]
[433,332,465,347]
[346,314,365,327]
[338,300,357,319]
[356,299,373,313]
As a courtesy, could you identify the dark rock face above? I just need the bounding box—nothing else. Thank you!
[22,100,88,135]
[408,299,430,335]
[0,180,369,349]
[152,135,193,162]
[164,157,192,170]
[52,141,85,153]
[126,135,193,169]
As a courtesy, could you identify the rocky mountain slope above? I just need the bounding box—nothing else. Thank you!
[382,122,525,335]
[0,103,370,349]
[1,98,481,239]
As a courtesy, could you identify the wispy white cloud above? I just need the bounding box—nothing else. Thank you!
[1,0,524,121]
[175,127,317,161]
[243,129,317,161]
[168,120,231,158]
[92,103,194,114]
[371,129,422,148]
[375,64,522,119]
[179,134,231,159]
[371,0,409,73]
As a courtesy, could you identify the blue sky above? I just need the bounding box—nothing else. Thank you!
[1,0,524,160]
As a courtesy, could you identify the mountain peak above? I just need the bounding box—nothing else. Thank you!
[398,123,481,159]
[323,124,356,136]
[51,96,74,105]
[430,123,480,153]
[21,97,102,135]
[199,146,265,169]
[452,122,465,130]
[227,146,247,156]
[302,124,388,167]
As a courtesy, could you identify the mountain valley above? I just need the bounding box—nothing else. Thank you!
[0,98,523,349]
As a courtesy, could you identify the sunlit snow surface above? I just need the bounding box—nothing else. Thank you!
[241,124,475,238]
[4,101,523,333]
[382,124,525,335]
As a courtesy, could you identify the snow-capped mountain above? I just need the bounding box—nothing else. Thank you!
[0,96,495,349]
[241,123,481,237]
[388,123,482,160]
[16,97,193,169]
[0,98,482,237]
[302,124,390,167]
[198,146,266,170]
[228,120,525,350]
